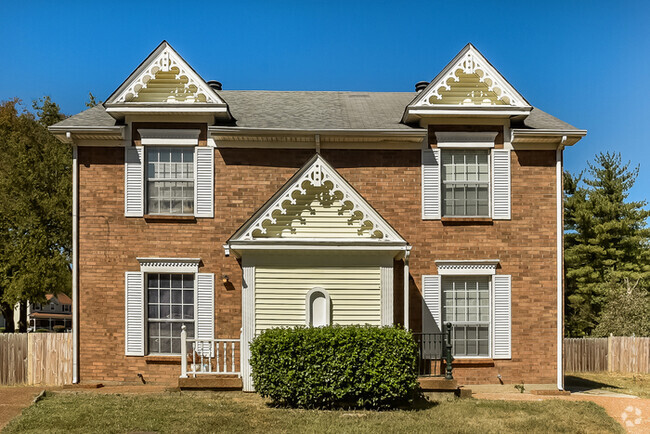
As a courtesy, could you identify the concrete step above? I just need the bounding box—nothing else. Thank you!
[418,376,458,391]
[178,376,243,390]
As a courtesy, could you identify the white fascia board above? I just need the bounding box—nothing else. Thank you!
[209,126,426,136]
[105,104,228,114]
[511,129,587,136]
[408,107,531,117]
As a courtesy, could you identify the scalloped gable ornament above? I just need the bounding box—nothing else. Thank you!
[228,154,405,244]
[105,41,226,105]
[409,44,530,108]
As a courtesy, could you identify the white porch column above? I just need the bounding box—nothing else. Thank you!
[403,246,412,330]
[241,259,255,392]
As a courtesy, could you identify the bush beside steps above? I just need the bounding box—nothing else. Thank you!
[249,325,419,409]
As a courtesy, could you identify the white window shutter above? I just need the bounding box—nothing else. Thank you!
[196,273,215,345]
[124,146,144,217]
[194,147,214,218]
[492,149,511,220]
[493,274,512,359]
[422,275,442,333]
[125,272,144,356]
[422,148,441,219]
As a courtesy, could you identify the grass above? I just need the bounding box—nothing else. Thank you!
[3,391,622,434]
[565,371,650,398]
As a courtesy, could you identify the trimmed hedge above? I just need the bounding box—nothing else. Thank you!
[249,325,418,409]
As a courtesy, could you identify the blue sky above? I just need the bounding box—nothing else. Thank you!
[1,1,649,204]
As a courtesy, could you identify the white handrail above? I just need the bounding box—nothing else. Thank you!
[180,325,241,378]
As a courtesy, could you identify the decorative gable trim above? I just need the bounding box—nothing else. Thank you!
[435,260,499,275]
[136,257,201,273]
[228,154,406,245]
[403,44,531,123]
[106,42,225,106]
[413,44,528,108]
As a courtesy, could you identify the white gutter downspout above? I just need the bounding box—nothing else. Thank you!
[556,137,566,390]
[70,133,79,384]
[403,246,412,330]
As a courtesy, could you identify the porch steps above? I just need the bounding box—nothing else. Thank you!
[418,377,471,398]
[178,376,243,390]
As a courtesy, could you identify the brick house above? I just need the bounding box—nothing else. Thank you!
[49,41,585,390]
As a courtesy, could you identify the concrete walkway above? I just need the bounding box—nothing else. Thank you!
[473,389,649,433]
[0,387,43,430]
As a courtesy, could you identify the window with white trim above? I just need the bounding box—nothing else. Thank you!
[441,150,489,217]
[146,273,195,355]
[442,276,490,357]
[62,305,71,312]
[146,147,194,215]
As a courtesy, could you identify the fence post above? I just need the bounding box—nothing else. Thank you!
[607,334,613,372]
[180,325,188,378]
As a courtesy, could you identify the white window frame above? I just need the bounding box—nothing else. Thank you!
[138,129,200,217]
[436,260,499,359]
[440,149,491,218]
[137,258,200,356]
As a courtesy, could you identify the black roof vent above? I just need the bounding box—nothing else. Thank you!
[415,81,429,92]
[207,80,222,91]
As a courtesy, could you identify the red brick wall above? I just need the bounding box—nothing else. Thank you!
[77,144,558,386]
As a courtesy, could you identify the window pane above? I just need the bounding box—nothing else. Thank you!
[443,277,490,357]
[442,150,489,217]
[183,275,194,289]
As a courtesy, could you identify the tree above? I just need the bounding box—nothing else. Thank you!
[593,277,650,337]
[0,98,71,331]
[564,152,650,336]
[85,92,102,108]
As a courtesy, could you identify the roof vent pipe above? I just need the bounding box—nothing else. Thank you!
[415,81,429,92]
[207,80,222,91]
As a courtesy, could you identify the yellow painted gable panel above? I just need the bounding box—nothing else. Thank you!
[128,68,208,103]
[431,71,507,106]
[255,265,381,334]
[252,182,383,239]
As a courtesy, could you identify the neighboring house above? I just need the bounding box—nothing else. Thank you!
[49,41,585,390]
[28,294,73,331]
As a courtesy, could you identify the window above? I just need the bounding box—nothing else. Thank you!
[50,303,56,311]
[62,305,71,312]
[146,147,194,215]
[441,150,489,217]
[146,273,195,355]
[443,276,490,357]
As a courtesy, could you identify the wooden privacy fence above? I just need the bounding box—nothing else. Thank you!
[564,336,650,374]
[0,333,72,385]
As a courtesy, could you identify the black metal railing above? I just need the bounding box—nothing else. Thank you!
[413,322,454,379]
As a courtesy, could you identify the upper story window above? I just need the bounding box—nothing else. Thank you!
[146,147,195,215]
[62,305,71,313]
[421,131,510,220]
[441,150,489,217]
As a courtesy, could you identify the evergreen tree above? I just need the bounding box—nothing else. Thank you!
[0,99,71,331]
[564,152,650,336]
[593,277,650,337]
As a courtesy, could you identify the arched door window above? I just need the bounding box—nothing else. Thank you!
[306,287,331,327]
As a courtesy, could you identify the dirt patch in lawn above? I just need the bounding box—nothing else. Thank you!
[0,387,45,430]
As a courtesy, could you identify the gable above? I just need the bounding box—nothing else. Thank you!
[105,41,225,105]
[229,155,405,243]
[411,44,529,108]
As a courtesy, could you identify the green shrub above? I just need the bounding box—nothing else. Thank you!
[249,325,418,409]
[52,325,66,333]
[35,329,50,333]
[0,327,5,333]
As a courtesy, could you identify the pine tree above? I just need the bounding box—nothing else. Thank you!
[564,152,650,336]
[0,98,71,331]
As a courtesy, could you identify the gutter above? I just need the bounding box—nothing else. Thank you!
[71,138,79,384]
[209,126,426,136]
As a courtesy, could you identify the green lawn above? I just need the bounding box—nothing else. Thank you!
[565,371,650,398]
[3,391,622,434]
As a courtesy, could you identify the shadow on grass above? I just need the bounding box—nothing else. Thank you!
[263,396,440,412]
[564,375,622,392]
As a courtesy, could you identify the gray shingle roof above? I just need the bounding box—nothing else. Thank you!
[50,91,582,132]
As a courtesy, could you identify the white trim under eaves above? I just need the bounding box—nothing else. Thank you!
[138,129,200,146]
[406,107,531,118]
[435,131,498,148]
[511,129,587,136]
[209,126,427,136]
